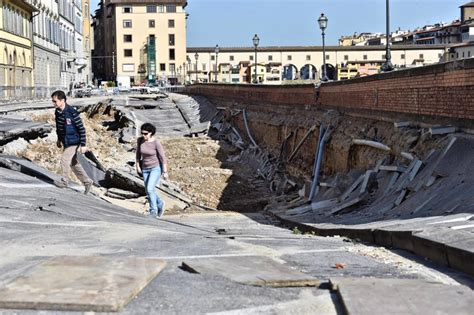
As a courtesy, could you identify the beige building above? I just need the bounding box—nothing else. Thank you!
[82,0,92,84]
[187,45,448,84]
[92,0,187,87]
[0,0,35,98]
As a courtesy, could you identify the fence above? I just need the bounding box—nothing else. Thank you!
[0,86,65,102]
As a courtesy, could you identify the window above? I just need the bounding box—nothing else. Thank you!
[306,55,311,61]
[211,55,215,61]
[230,56,234,61]
[401,54,405,59]
[268,55,273,61]
[122,64,134,72]
[123,20,132,28]
[463,52,465,58]
[202,64,206,71]
[123,34,132,42]
[166,5,176,12]
[149,20,155,28]
[169,48,175,60]
[123,6,132,13]
[169,34,175,45]
[325,55,329,60]
[287,55,292,61]
[159,5,164,12]
[147,5,157,13]
[160,63,166,71]
[344,55,348,61]
[363,54,367,60]
[469,51,472,57]
[168,19,175,28]
[382,54,386,59]
[249,55,253,61]
[170,63,175,73]
[419,54,424,59]
[124,49,132,57]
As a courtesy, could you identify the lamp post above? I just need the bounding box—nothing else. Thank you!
[182,62,186,84]
[214,44,219,83]
[252,34,259,83]
[194,52,199,83]
[318,13,328,81]
[187,56,191,82]
[381,0,394,72]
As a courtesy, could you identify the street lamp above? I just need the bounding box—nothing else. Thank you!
[214,44,219,83]
[194,52,199,83]
[252,34,259,83]
[381,0,394,72]
[318,13,328,81]
[187,56,191,82]
[182,62,186,84]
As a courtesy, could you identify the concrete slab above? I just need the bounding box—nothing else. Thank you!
[181,256,320,287]
[0,256,166,312]
[332,278,474,315]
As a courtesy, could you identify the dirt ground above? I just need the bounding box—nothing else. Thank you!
[21,109,273,214]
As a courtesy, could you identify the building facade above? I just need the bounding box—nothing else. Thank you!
[0,0,35,98]
[186,45,448,84]
[92,0,187,88]
[82,0,91,84]
[26,0,61,97]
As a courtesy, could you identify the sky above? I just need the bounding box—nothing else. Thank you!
[89,0,467,47]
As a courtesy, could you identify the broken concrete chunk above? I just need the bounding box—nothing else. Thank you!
[106,188,141,199]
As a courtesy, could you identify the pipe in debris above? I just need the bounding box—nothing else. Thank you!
[401,151,414,160]
[309,125,328,201]
[352,139,391,152]
[243,109,259,148]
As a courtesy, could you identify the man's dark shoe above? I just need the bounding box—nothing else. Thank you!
[84,181,93,195]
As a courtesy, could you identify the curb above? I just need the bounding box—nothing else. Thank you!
[270,211,474,277]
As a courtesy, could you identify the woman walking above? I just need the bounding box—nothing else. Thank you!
[136,123,169,217]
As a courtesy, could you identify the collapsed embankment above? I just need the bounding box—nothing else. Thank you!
[185,60,474,276]
[187,58,474,182]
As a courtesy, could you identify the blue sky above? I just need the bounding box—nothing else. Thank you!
[90,0,467,47]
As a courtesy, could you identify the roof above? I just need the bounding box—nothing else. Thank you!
[187,44,448,53]
[460,1,474,7]
[109,0,187,6]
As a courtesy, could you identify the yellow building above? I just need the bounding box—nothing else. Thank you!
[0,0,35,98]
[92,0,187,87]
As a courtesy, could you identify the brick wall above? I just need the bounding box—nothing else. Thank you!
[187,84,316,107]
[318,58,474,121]
[187,58,474,122]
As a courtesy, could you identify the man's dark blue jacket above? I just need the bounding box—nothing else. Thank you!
[55,104,87,148]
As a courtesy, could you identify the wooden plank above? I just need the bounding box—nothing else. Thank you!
[181,256,319,287]
[379,165,407,172]
[339,174,365,201]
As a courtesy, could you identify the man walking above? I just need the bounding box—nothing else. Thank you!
[51,90,93,194]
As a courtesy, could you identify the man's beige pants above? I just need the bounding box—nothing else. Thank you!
[60,145,90,185]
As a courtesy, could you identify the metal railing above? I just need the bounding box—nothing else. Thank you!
[0,86,65,103]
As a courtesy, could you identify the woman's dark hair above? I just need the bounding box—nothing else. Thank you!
[141,123,156,135]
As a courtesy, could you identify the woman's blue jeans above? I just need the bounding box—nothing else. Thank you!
[142,166,163,215]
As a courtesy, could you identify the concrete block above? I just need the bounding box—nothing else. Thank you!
[446,237,474,277]
[0,256,166,312]
[332,277,474,315]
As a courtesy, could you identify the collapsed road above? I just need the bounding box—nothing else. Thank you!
[0,91,473,314]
